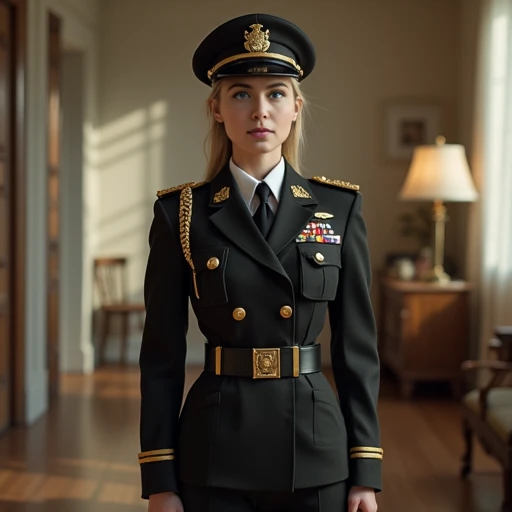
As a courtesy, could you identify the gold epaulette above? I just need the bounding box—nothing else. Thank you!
[349,446,384,460]
[310,176,360,191]
[156,181,206,198]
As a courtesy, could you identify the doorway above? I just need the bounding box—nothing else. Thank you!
[0,0,26,432]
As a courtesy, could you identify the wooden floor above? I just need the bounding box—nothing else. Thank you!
[0,366,502,511]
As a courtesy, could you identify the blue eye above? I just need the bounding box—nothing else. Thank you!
[270,90,284,99]
[234,91,250,99]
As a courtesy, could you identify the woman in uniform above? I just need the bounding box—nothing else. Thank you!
[138,13,382,512]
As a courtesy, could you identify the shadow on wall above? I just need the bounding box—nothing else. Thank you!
[95,102,172,301]
[93,98,207,367]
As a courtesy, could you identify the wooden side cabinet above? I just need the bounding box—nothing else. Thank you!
[378,278,472,398]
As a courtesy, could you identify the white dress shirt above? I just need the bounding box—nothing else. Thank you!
[229,157,285,215]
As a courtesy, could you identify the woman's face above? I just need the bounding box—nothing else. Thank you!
[212,76,302,160]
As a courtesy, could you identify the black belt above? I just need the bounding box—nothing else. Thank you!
[204,343,321,379]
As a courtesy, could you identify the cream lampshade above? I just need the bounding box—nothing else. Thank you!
[399,136,478,282]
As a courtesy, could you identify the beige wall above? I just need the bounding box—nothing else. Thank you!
[459,0,485,361]
[97,0,468,362]
[457,0,483,282]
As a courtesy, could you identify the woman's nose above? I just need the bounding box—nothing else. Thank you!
[252,97,269,119]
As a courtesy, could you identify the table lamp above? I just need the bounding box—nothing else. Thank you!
[399,136,478,283]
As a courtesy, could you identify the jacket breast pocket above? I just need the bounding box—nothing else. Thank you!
[192,247,229,307]
[298,244,341,301]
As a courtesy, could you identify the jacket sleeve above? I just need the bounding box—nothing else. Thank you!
[139,199,189,498]
[328,192,382,492]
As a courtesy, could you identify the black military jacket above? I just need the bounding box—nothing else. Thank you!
[138,161,382,499]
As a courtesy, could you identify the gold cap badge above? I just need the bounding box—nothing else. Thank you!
[244,24,270,53]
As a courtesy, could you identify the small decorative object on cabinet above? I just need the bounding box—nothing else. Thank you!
[378,278,472,398]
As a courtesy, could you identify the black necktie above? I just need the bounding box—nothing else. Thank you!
[253,182,275,239]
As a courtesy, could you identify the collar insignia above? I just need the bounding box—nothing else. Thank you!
[213,186,230,203]
[291,185,312,199]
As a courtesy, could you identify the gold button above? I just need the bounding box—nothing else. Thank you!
[314,252,325,263]
[207,257,220,270]
[233,308,246,321]
[280,306,293,319]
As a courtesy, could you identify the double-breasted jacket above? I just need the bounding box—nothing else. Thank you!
[138,161,382,499]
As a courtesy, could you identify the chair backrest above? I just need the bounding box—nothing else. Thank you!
[94,257,128,306]
[494,326,512,362]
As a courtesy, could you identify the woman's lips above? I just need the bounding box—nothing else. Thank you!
[248,128,273,138]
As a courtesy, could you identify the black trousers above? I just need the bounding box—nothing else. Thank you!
[180,480,348,512]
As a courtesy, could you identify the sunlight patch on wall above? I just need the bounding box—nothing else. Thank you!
[96,101,170,300]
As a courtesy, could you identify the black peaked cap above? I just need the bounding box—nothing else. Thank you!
[192,13,316,86]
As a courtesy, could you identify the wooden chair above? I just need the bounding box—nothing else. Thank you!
[94,257,145,365]
[460,326,512,512]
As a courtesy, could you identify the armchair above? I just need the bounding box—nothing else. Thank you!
[460,326,512,512]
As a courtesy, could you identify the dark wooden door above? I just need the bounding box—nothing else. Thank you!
[47,12,61,401]
[0,0,12,433]
[0,0,26,431]
[0,0,25,432]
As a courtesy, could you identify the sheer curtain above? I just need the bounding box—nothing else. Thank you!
[467,0,512,357]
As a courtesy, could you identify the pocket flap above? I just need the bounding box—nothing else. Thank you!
[191,247,229,306]
[298,244,341,268]
[193,247,229,272]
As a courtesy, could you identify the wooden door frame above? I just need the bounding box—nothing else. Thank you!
[47,9,61,402]
[5,0,26,426]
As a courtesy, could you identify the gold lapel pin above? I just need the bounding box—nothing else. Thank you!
[314,212,334,219]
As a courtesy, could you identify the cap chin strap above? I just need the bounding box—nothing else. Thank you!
[207,52,303,80]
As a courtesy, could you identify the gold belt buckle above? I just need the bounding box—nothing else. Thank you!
[253,348,281,379]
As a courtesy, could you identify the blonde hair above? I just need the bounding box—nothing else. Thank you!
[203,78,309,181]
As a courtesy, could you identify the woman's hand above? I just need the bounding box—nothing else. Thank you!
[348,486,378,512]
[148,491,184,512]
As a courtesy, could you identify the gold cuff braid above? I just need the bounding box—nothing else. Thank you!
[349,446,384,460]
[139,455,175,464]
[138,449,175,464]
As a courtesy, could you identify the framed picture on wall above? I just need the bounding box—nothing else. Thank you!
[383,101,442,161]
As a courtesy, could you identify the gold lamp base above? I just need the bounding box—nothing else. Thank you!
[423,199,451,284]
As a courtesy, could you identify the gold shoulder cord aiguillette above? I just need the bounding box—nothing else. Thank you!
[179,187,199,299]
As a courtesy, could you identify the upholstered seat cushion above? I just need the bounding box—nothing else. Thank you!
[463,388,512,443]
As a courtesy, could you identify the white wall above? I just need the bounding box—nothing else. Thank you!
[458,0,482,263]
[458,0,486,363]
[60,51,86,372]
[26,0,99,423]
[97,0,466,364]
